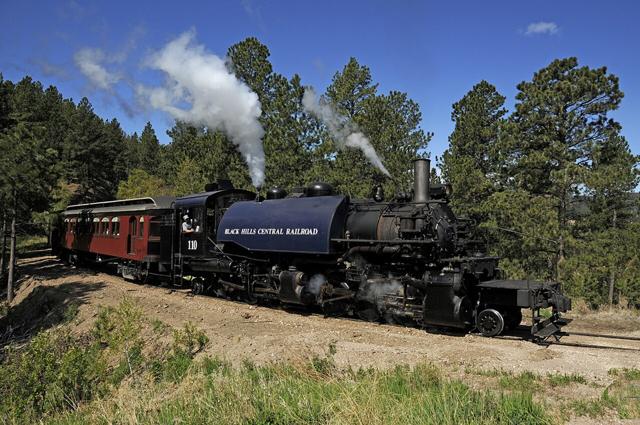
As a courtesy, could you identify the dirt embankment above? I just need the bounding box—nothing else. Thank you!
[4,252,640,385]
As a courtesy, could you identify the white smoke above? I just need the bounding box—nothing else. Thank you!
[74,27,142,90]
[136,30,266,187]
[302,87,390,176]
[362,280,403,303]
[306,273,327,296]
[74,48,121,90]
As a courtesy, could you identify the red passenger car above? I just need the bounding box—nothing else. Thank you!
[59,197,175,279]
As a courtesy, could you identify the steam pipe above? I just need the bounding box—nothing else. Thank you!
[413,158,431,203]
[339,245,401,262]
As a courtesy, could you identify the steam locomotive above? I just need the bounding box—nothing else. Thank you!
[57,159,571,338]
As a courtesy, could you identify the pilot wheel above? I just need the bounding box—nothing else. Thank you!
[192,277,206,295]
[476,308,505,337]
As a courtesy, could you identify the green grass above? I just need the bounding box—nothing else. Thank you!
[609,368,640,380]
[547,373,587,387]
[499,371,541,390]
[16,235,48,253]
[53,362,551,425]
[465,367,505,378]
[564,368,640,420]
[467,368,588,390]
[62,302,80,324]
[538,308,553,319]
[465,368,543,391]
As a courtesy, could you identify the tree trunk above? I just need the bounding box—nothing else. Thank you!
[0,211,6,282]
[7,213,16,304]
[555,176,568,281]
[608,208,617,307]
[608,268,616,307]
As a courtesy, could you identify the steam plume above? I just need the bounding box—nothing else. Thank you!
[306,274,327,296]
[74,48,121,90]
[359,279,403,311]
[302,88,390,176]
[136,30,266,187]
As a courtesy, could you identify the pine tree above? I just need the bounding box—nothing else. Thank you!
[124,132,141,174]
[497,57,624,280]
[0,122,54,301]
[576,134,640,305]
[587,134,639,230]
[326,58,377,118]
[174,157,208,196]
[227,37,312,191]
[227,37,273,102]
[138,122,161,176]
[358,91,430,196]
[314,58,429,197]
[64,99,126,202]
[440,81,506,232]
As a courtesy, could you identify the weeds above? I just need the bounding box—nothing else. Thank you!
[547,372,587,387]
[565,368,640,420]
[172,321,209,356]
[6,298,637,424]
[0,299,211,424]
[499,370,540,390]
[609,368,640,380]
[465,367,505,378]
[0,298,555,425]
[62,302,80,324]
[151,318,167,334]
[310,342,338,376]
[538,308,553,319]
[0,328,105,422]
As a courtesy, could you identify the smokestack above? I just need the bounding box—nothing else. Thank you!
[413,158,430,203]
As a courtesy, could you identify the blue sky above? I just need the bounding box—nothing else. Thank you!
[1,0,639,164]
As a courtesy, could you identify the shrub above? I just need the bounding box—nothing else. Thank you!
[0,329,105,422]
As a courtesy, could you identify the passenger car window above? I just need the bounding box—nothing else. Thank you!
[102,217,110,235]
[111,217,120,236]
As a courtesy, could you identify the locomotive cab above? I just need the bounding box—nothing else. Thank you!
[174,186,255,274]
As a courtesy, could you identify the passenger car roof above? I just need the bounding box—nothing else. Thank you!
[62,196,175,216]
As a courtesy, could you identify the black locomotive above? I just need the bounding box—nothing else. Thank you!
[58,159,571,338]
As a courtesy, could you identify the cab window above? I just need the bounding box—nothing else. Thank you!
[206,207,216,238]
[181,208,203,234]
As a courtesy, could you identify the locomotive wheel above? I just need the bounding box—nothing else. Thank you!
[356,301,380,322]
[476,309,505,337]
[192,278,205,295]
[322,300,350,317]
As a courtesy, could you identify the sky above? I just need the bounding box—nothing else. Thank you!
[1,0,639,166]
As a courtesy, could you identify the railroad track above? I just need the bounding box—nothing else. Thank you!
[496,327,640,352]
